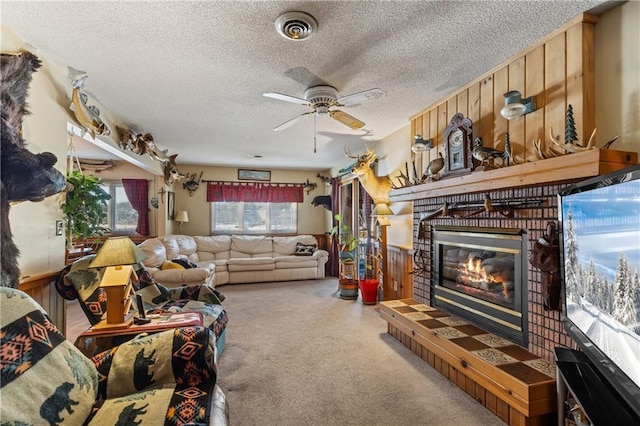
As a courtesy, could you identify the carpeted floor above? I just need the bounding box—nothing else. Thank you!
[215,279,507,426]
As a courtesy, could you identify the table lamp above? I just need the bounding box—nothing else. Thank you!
[89,237,147,328]
[175,210,189,233]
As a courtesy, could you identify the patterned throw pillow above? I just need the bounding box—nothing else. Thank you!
[294,242,317,256]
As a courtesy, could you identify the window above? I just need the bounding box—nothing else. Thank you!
[211,202,297,234]
[101,182,138,234]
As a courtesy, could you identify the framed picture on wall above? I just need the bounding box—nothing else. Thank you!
[238,169,271,181]
[167,191,175,220]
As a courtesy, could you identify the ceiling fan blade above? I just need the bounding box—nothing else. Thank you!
[273,111,313,131]
[337,88,386,106]
[329,110,365,130]
[263,92,309,105]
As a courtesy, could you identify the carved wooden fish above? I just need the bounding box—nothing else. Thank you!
[69,75,110,139]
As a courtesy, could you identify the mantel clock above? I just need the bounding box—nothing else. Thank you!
[443,113,473,176]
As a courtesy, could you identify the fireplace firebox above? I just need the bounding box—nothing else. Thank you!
[433,226,528,346]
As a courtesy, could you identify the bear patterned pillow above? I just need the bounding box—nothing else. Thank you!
[294,242,317,256]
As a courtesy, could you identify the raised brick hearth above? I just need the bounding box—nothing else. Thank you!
[412,183,579,362]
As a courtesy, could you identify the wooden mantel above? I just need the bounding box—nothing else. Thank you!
[390,149,637,202]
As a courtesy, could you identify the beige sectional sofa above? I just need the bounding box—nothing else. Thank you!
[138,234,328,287]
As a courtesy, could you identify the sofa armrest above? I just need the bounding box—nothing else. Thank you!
[312,249,329,260]
[150,264,215,287]
[92,326,216,399]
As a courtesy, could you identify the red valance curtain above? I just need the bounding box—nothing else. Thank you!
[206,181,304,203]
[122,178,149,235]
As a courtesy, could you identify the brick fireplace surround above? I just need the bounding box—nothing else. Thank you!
[412,182,577,362]
[382,151,637,424]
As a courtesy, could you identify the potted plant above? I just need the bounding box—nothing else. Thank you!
[359,240,380,305]
[330,213,359,300]
[359,252,379,305]
[61,170,112,251]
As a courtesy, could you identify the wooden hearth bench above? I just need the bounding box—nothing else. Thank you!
[379,299,556,426]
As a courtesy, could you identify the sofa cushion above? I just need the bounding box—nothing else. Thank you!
[198,251,215,261]
[227,257,275,272]
[231,235,273,255]
[139,238,167,268]
[160,235,197,259]
[195,235,232,254]
[229,250,251,259]
[211,259,228,272]
[275,256,318,269]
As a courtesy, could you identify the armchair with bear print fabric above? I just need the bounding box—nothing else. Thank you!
[0,286,229,425]
[57,255,228,356]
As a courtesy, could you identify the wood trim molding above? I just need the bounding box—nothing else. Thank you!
[19,271,66,335]
[391,148,637,202]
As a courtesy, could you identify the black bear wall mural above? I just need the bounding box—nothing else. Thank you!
[1,51,69,288]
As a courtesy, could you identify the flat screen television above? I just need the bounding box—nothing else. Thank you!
[558,163,640,417]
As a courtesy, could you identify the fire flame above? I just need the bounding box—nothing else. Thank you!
[463,258,498,283]
[457,257,510,298]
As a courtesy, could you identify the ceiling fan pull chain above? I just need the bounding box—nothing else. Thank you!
[314,113,317,153]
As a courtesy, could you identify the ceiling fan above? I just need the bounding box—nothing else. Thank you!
[263,85,386,131]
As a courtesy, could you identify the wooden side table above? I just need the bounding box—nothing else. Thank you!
[74,312,203,357]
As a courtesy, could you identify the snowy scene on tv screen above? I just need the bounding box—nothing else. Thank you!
[562,179,640,387]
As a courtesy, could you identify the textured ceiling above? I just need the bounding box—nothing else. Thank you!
[2,1,613,171]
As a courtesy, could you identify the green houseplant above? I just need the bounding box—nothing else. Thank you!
[330,213,359,299]
[61,170,111,250]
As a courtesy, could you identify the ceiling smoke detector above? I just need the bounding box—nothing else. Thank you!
[275,11,318,41]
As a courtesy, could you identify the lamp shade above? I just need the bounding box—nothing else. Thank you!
[372,203,394,216]
[175,210,189,223]
[89,236,147,268]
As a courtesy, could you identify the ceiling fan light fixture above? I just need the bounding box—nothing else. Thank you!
[316,105,329,115]
[275,11,318,41]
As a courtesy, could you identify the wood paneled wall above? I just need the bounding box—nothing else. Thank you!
[410,14,597,172]
[384,245,413,300]
[19,271,66,335]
